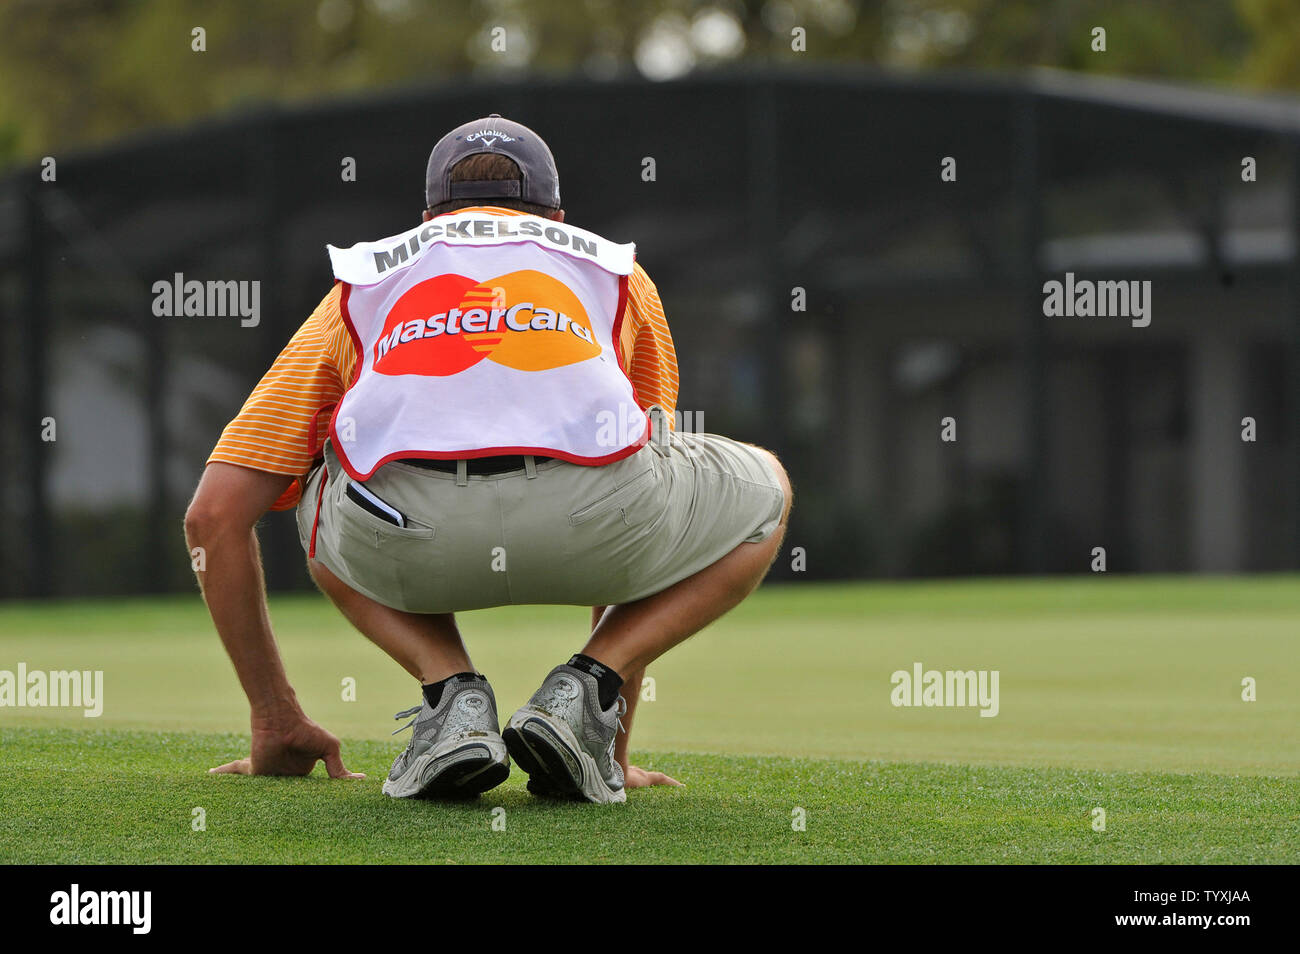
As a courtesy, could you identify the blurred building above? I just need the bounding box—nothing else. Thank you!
[1,69,1298,596]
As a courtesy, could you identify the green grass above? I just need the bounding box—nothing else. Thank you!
[1,576,1298,863]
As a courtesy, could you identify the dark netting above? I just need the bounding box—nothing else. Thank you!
[1,69,1296,596]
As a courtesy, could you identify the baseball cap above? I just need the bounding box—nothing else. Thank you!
[425,114,561,210]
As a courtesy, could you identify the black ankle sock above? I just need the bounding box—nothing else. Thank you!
[422,671,481,709]
[567,654,624,710]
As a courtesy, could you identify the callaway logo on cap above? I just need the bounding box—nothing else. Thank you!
[425,114,561,210]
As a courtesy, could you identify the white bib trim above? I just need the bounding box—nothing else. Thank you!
[328,211,635,286]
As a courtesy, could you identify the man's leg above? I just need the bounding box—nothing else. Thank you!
[580,448,792,675]
[308,558,472,683]
[308,558,509,799]
[504,448,792,803]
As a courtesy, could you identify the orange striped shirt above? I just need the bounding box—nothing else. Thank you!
[208,207,679,511]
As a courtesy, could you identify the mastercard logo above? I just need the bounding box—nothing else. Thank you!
[372,270,601,376]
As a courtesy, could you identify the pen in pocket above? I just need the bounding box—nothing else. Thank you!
[345,480,406,527]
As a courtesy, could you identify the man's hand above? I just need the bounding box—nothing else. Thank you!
[210,714,365,779]
[188,463,362,781]
[624,764,683,790]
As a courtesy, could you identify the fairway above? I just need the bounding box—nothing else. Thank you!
[1,576,1297,863]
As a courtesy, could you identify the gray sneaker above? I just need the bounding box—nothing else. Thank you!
[381,674,510,799]
[503,664,627,804]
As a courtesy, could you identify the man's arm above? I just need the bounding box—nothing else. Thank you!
[599,268,683,789]
[185,461,362,779]
[620,263,679,421]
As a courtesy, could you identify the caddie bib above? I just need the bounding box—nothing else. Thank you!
[326,211,649,479]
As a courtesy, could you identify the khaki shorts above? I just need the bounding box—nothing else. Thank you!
[297,412,785,614]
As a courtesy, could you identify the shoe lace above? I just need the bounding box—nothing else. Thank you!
[613,694,628,744]
[391,704,422,736]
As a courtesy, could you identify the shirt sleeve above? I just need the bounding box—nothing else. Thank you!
[619,262,680,424]
[207,283,357,511]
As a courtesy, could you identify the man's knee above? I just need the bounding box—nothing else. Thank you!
[755,448,793,523]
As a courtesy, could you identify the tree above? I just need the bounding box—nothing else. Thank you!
[0,0,1287,169]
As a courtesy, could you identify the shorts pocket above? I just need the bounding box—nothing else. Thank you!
[567,466,657,527]
[335,479,436,545]
[327,478,438,609]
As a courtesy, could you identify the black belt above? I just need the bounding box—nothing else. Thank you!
[398,455,552,476]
